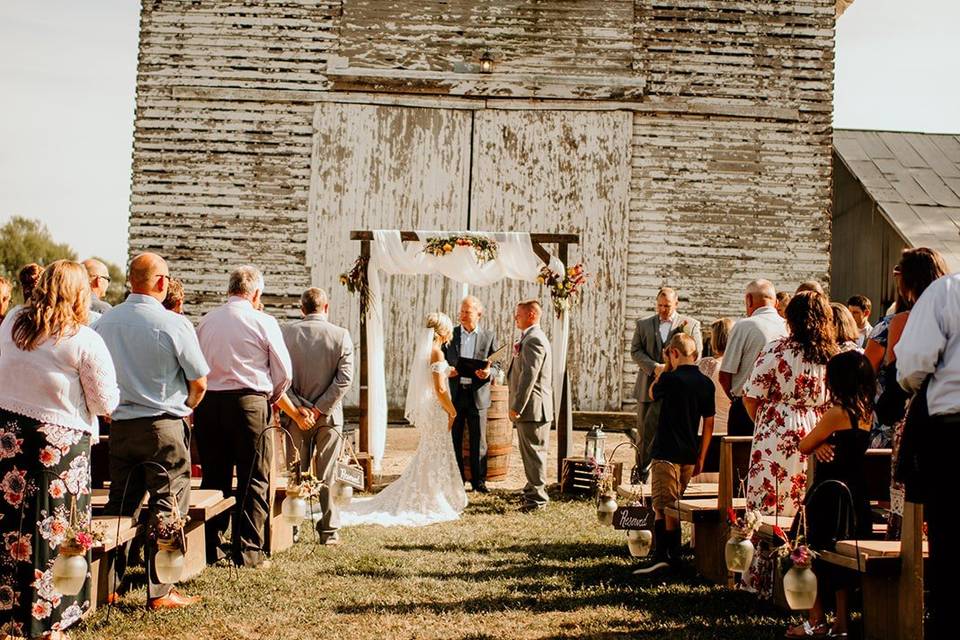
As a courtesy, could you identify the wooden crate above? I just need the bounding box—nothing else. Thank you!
[561,457,623,496]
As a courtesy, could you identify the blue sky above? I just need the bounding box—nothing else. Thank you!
[1,0,958,267]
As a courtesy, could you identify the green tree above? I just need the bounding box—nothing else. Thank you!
[0,217,77,301]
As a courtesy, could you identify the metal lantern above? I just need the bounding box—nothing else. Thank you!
[52,547,87,596]
[584,425,607,465]
[281,486,309,526]
[154,540,186,584]
[479,50,494,74]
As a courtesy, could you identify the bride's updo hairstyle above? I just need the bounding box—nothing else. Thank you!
[426,312,453,342]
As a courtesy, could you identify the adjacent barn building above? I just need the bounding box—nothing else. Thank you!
[129,0,839,410]
[832,129,960,322]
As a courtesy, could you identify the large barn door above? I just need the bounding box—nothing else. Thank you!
[307,102,472,407]
[469,109,632,411]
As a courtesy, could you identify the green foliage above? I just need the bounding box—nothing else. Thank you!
[0,216,77,284]
[0,216,125,304]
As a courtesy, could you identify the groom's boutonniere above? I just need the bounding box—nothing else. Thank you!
[513,340,522,357]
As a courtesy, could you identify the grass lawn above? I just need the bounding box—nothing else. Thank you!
[74,490,798,640]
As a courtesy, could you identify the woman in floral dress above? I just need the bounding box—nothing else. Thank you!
[741,291,837,597]
[0,261,119,639]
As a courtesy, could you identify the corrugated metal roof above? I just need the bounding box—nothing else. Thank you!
[835,129,960,270]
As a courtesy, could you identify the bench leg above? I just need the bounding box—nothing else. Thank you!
[862,574,900,640]
[692,522,728,584]
[182,521,207,582]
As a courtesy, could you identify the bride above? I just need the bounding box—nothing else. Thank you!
[340,312,468,527]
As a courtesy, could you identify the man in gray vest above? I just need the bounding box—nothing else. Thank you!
[507,299,554,512]
[630,287,702,480]
[280,288,354,544]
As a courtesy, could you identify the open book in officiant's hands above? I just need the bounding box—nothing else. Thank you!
[455,345,509,378]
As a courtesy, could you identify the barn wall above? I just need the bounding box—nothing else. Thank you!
[128,0,836,410]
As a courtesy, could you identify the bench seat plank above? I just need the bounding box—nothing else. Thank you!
[617,482,718,503]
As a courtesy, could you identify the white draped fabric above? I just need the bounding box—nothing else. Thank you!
[365,229,569,471]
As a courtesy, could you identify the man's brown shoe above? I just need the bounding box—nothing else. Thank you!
[148,588,201,610]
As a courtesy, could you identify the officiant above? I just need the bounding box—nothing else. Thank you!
[443,295,502,493]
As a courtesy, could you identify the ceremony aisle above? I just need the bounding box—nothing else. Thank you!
[74,430,796,640]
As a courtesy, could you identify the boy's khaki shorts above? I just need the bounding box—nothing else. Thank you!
[650,460,694,511]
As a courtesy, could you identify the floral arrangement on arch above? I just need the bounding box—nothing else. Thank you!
[339,255,371,316]
[422,234,498,263]
[537,263,587,318]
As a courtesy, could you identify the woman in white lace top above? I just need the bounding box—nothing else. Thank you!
[0,260,119,639]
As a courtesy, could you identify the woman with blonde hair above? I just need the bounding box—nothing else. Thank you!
[340,311,468,527]
[830,302,861,352]
[698,318,734,434]
[0,260,119,639]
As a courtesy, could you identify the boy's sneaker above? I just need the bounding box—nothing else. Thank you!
[632,559,671,576]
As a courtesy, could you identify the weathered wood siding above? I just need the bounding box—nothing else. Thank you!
[470,109,632,411]
[128,0,836,411]
[308,102,472,404]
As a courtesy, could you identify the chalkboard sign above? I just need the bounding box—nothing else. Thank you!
[335,462,365,490]
[612,505,654,530]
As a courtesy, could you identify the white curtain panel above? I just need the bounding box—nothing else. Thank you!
[365,229,568,472]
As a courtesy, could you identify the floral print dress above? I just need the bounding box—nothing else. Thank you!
[1,413,92,638]
[740,337,829,597]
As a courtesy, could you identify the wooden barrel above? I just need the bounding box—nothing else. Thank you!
[463,383,512,482]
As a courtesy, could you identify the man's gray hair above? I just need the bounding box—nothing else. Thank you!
[228,265,264,297]
[745,279,777,301]
[461,295,484,314]
[301,287,329,314]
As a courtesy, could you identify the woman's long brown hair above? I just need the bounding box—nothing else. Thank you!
[786,291,838,365]
[12,260,90,351]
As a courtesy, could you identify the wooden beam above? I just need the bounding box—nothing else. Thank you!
[349,230,579,244]
[556,242,573,479]
[358,239,370,466]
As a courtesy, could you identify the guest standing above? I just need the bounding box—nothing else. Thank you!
[846,295,872,348]
[279,287,353,544]
[443,295,501,492]
[82,258,113,315]
[796,280,825,295]
[0,276,11,323]
[878,248,948,538]
[830,302,861,352]
[162,278,185,313]
[786,350,875,639]
[629,288,702,479]
[895,270,960,640]
[0,260,119,639]
[507,300,553,512]
[18,263,43,303]
[94,253,208,608]
[719,279,788,436]
[775,291,791,319]
[741,291,836,597]
[194,266,292,568]
[697,318,733,434]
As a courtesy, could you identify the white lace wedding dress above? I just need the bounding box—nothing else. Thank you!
[340,334,468,527]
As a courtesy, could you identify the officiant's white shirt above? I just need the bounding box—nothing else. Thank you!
[459,324,479,385]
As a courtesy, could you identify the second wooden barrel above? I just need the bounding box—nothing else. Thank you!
[463,383,512,482]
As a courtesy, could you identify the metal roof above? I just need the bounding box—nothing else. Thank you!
[834,129,960,271]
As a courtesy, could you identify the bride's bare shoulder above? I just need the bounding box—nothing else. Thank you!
[430,345,445,363]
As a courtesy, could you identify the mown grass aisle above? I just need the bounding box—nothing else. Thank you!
[76,492,793,640]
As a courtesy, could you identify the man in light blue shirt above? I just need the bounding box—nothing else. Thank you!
[95,252,209,609]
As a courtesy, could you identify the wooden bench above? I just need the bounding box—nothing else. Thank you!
[87,516,137,614]
[664,435,754,583]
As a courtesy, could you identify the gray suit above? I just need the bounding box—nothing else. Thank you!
[630,314,702,475]
[507,325,554,507]
[280,314,354,535]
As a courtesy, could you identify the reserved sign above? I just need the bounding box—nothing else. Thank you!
[335,462,365,490]
[613,505,654,530]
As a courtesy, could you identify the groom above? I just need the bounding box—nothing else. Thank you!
[443,295,501,492]
[507,299,554,512]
